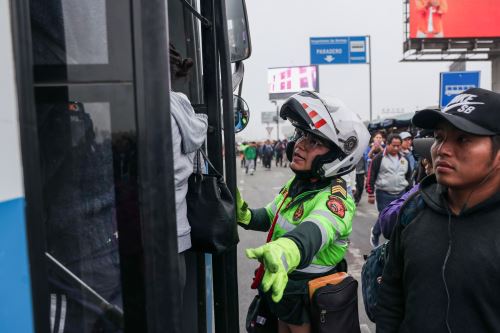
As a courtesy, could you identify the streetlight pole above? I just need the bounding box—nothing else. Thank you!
[271,100,279,140]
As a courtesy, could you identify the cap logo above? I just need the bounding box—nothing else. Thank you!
[443,93,484,114]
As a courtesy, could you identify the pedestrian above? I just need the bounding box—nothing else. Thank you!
[262,139,274,169]
[244,142,257,175]
[236,91,369,333]
[239,141,248,168]
[282,139,289,168]
[399,131,416,172]
[169,43,208,308]
[364,131,385,167]
[353,157,366,205]
[275,140,285,167]
[365,133,411,212]
[377,88,500,332]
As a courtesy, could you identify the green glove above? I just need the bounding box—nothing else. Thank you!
[236,188,251,225]
[246,237,301,303]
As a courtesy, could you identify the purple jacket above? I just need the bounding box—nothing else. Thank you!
[372,184,420,239]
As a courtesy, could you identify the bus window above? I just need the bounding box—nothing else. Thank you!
[35,84,137,332]
[30,0,133,83]
[168,0,204,104]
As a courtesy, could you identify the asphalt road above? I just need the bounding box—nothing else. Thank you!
[236,160,379,333]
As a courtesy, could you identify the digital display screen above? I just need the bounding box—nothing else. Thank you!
[268,65,318,100]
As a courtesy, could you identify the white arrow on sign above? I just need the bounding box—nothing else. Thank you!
[324,55,334,63]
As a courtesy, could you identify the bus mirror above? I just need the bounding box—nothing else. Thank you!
[226,0,251,62]
[234,95,250,133]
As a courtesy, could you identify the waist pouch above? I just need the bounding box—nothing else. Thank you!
[309,275,361,333]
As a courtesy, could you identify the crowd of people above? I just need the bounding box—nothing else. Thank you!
[238,139,289,175]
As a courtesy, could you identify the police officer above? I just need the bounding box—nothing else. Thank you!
[237,91,370,333]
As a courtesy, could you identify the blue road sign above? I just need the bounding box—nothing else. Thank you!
[310,36,367,65]
[440,71,480,108]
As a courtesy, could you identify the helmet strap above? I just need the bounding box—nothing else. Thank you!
[309,148,342,178]
[291,169,316,180]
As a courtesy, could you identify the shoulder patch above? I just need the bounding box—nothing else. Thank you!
[326,195,346,218]
[293,203,304,221]
[330,178,347,199]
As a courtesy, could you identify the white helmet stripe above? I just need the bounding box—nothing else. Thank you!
[302,102,327,129]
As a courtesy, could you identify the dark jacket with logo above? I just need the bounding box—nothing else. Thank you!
[377,175,500,332]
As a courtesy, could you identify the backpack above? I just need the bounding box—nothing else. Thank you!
[263,144,273,156]
[361,191,424,322]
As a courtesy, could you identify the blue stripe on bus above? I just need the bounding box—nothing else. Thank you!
[0,197,34,333]
[205,254,213,333]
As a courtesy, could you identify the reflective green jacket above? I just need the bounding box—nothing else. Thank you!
[245,176,355,274]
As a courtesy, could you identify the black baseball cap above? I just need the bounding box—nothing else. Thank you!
[412,88,500,136]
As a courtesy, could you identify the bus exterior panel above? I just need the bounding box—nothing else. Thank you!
[0,1,35,332]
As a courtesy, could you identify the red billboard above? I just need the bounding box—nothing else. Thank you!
[409,0,500,39]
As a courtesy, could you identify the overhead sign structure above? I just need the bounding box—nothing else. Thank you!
[310,36,367,65]
[261,111,285,124]
[268,65,318,100]
[439,71,480,108]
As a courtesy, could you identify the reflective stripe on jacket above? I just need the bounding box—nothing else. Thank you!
[265,177,355,271]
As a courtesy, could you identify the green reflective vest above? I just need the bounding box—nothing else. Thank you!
[265,177,355,273]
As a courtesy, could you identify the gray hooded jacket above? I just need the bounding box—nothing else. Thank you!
[170,91,208,253]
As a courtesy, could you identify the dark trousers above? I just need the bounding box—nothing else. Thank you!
[375,189,404,213]
[354,173,365,203]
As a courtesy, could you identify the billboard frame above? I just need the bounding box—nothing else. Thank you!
[401,0,500,62]
[267,64,319,100]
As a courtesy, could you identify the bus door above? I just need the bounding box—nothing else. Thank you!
[167,0,252,332]
[13,0,180,332]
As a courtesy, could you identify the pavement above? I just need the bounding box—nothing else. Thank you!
[236,160,379,333]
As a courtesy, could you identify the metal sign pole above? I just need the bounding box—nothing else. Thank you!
[368,35,373,121]
[271,100,279,140]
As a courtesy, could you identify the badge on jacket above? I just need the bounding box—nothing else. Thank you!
[331,178,347,199]
[293,203,304,221]
[327,195,346,218]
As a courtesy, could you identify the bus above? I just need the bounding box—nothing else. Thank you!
[1,0,251,332]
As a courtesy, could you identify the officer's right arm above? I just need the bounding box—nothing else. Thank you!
[376,219,406,332]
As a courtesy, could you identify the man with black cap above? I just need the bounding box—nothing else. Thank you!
[377,88,500,332]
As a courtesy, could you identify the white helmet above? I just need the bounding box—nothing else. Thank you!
[280,91,370,178]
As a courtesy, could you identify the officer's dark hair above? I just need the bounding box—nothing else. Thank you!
[169,43,194,78]
[386,133,402,145]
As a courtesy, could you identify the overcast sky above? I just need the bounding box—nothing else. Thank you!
[236,0,491,141]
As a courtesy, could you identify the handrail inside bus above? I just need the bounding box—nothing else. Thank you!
[45,253,124,329]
